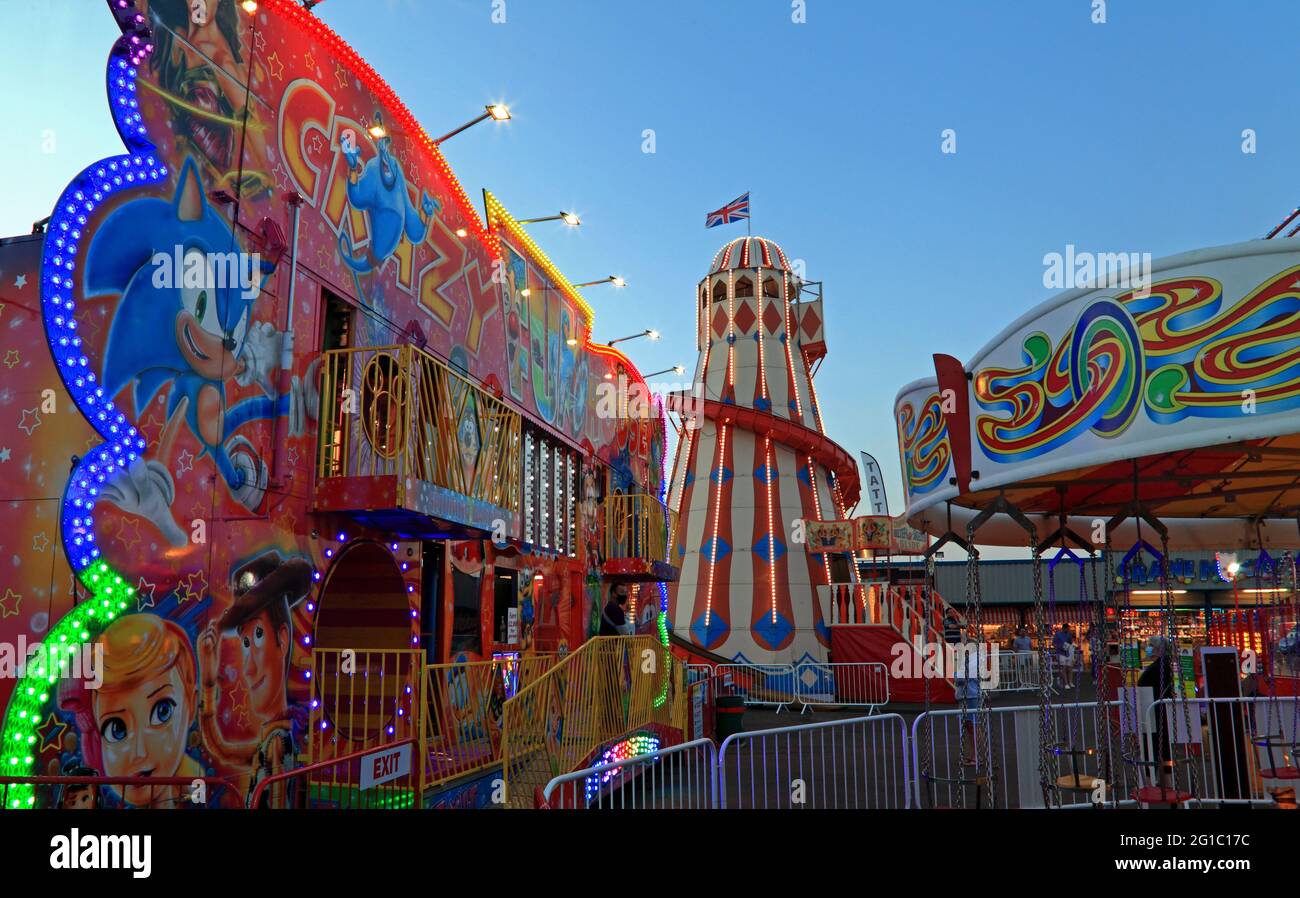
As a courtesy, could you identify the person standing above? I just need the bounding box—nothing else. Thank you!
[599,583,630,636]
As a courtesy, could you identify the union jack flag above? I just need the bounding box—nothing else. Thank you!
[705,192,750,228]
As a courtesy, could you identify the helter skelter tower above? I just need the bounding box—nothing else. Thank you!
[668,237,861,666]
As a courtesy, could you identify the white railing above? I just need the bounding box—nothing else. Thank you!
[540,738,719,809]
[793,662,890,713]
[718,714,911,809]
[911,700,1127,809]
[1144,696,1299,807]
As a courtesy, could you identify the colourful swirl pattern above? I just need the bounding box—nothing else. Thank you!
[972,265,1300,463]
[896,392,951,495]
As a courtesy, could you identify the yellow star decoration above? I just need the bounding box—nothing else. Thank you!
[267,51,284,81]
[0,588,20,618]
[3,349,19,369]
[178,570,208,605]
[37,713,69,754]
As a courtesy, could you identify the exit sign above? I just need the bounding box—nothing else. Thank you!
[360,743,412,790]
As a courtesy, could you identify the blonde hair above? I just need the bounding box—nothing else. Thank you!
[97,614,198,705]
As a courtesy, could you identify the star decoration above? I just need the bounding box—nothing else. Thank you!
[13,274,26,289]
[36,714,68,754]
[32,532,49,553]
[0,447,9,462]
[254,29,266,52]
[287,444,301,469]
[334,61,349,89]
[0,302,6,321]
[267,51,284,80]
[136,576,157,612]
[116,516,142,550]
[178,570,208,604]
[304,52,315,69]
[0,588,20,618]
[176,450,195,477]
[3,350,19,369]
[18,408,41,436]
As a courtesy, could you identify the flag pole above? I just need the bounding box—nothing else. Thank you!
[747,190,752,236]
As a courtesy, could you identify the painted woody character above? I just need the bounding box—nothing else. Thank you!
[199,550,312,807]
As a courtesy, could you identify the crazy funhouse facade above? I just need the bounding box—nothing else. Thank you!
[0,0,677,809]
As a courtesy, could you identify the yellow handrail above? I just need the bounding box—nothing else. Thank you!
[500,636,678,807]
[317,344,522,514]
[421,654,555,789]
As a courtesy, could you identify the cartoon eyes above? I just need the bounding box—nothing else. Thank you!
[242,624,266,650]
[101,717,128,744]
[150,698,177,726]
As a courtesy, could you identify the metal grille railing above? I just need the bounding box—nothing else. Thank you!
[500,636,680,806]
[603,492,677,565]
[316,343,521,513]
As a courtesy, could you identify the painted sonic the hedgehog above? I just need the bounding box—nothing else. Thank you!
[84,157,315,543]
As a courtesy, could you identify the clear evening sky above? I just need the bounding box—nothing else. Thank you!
[3,0,1297,538]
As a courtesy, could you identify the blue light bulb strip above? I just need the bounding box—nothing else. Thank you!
[1,4,161,809]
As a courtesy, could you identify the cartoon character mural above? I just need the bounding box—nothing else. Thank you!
[58,614,204,809]
[0,0,675,809]
[146,0,271,198]
[337,110,439,288]
[87,158,312,532]
[199,550,312,807]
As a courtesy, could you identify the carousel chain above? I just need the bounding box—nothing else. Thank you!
[1031,531,1058,806]
[1158,530,1199,801]
[1088,546,1112,806]
[1108,533,1139,800]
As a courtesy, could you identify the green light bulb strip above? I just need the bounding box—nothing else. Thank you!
[0,561,133,810]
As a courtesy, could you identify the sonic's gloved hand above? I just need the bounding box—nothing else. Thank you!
[287,358,322,438]
[100,457,188,547]
[237,320,283,395]
[421,191,439,219]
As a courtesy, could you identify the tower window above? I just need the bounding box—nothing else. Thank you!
[735,277,754,298]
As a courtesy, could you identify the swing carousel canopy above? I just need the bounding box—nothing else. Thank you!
[895,237,1300,549]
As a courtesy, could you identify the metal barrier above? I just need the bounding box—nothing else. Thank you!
[986,651,1040,693]
[500,636,679,807]
[422,655,556,789]
[794,661,890,713]
[712,662,799,710]
[718,714,912,808]
[307,648,424,802]
[540,738,718,809]
[1145,696,1300,807]
[911,700,1123,809]
[249,739,418,809]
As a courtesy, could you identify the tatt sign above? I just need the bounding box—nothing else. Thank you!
[360,743,412,790]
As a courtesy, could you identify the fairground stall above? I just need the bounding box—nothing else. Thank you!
[0,0,683,810]
[893,234,1300,808]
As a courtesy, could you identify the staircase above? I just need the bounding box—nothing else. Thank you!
[820,582,958,703]
[499,635,684,807]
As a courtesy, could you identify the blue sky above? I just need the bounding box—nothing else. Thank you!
[4,0,1299,523]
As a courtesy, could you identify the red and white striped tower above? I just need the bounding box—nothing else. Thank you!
[667,237,860,665]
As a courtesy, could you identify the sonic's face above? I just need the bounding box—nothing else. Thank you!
[174,247,250,382]
[89,158,262,413]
